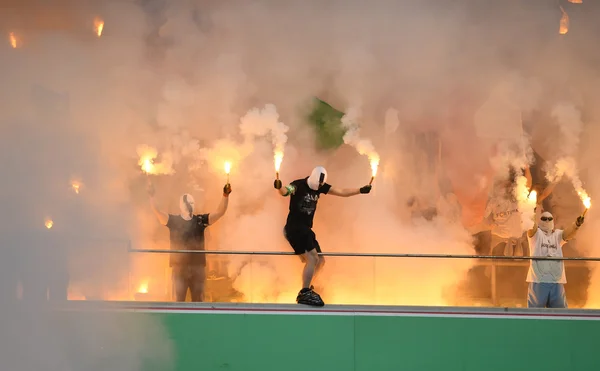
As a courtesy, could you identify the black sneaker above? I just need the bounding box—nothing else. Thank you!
[296,288,325,307]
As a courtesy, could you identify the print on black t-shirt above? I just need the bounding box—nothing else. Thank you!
[286,177,331,229]
[167,214,209,266]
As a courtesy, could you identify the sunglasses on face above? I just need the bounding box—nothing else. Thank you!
[541,217,553,222]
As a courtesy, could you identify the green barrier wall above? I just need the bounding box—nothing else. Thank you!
[60,304,600,371]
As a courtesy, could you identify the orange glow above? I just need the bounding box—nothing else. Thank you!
[45,219,53,229]
[137,281,149,294]
[142,158,154,174]
[224,161,232,175]
[138,146,157,174]
[9,32,18,48]
[568,0,582,4]
[559,7,569,35]
[71,180,81,194]
[94,17,104,37]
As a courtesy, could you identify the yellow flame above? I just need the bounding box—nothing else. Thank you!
[45,219,53,229]
[224,161,232,175]
[9,32,18,48]
[583,196,591,209]
[142,159,154,174]
[568,0,582,3]
[528,190,537,203]
[559,7,569,35]
[71,180,81,194]
[94,17,104,37]
[137,281,148,294]
[274,151,283,172]
[370,157,380,177]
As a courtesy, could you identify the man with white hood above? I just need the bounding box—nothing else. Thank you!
[149,182,232,302]
[526,205,585,308]
[274,166,372,306]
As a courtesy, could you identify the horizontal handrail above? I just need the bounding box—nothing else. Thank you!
[127,248,600,261]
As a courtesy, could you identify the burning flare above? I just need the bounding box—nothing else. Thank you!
[579,191,591,216]
[94,17,104,37]
[141,158,154,174]
[559,6,569,35]
[224,161,231,183]
[9,32,18,48]
[528,190,538,203]
[369,156,380,185]
[137,281,149,294]
[274,151,283,179]
[138,145,157,175]
[71,180,81,194]
[45,219,53,229]
[568,0,582,4]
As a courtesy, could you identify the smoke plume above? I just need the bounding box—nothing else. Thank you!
[5,6,600,369]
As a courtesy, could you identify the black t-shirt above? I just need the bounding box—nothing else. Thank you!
[285,177,331,229]
[167,213,209,267]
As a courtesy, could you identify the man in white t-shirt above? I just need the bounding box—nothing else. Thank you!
[526,207,585,308]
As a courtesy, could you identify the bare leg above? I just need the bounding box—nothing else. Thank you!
[301,249,319,289]
[313,256,325,284]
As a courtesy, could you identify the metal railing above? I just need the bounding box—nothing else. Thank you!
[128,247,597,306]
[127,247,600,261]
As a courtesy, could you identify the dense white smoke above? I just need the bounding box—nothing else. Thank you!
[341,107,381,169]
[4,6,600,370]
[547,103,590,203]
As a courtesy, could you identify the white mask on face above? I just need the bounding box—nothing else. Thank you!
[539,211,554,234]
[179,194,194,220]
[307,166,327,191]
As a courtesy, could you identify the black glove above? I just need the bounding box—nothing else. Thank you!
[274,179,282,190]
[360,185,372,194]
[576,216,584,227]
[223,183,232,196]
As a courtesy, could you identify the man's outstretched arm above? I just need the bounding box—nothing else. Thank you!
[207,184,231,225]
[328,185,372,197]
[563,215,585,241]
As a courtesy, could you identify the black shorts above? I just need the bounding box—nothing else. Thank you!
[283,225,322,255]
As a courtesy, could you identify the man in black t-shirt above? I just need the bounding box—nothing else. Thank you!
[274,166,372,306]
[149,182,232,302]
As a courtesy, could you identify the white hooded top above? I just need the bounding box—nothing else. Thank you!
[526,212,566,283]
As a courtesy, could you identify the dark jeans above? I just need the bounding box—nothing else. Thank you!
[172,265,206,302]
